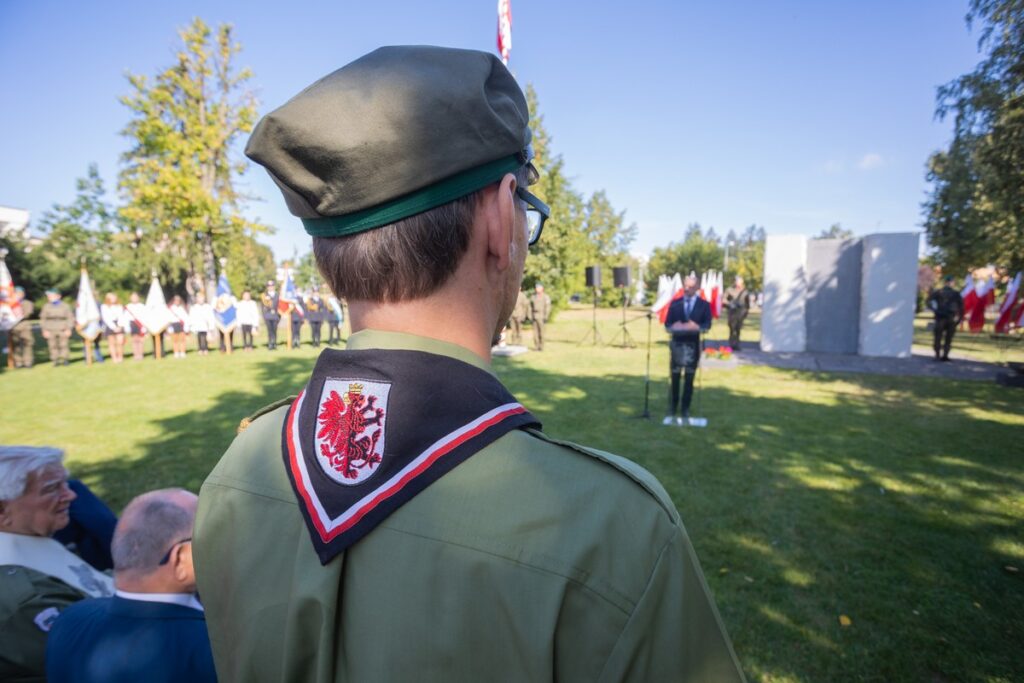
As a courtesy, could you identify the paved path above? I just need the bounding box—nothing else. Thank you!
[706,340,1006,382]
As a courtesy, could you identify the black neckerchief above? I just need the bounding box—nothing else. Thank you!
[282,348,541,564]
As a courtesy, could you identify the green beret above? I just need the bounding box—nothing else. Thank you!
[246,45,532,238]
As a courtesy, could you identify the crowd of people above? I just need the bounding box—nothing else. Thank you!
[3,281,347,368]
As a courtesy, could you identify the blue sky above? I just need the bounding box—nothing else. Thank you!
[0,1,983,260]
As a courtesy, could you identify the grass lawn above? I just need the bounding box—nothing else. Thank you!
[911,313,1024,365]
[2,309,1022,682]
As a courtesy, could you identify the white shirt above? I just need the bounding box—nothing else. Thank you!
[236,299,261,328]
[100,304,126,333]
[115,589,204,612]
[169,304,190,332]
[188,303,216,333]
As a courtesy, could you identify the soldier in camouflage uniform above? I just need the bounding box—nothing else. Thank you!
[11,288,36,369]
[39,290,73,367]
[530,283,551,351]
[510,289,527,344]
[927,275,964,361]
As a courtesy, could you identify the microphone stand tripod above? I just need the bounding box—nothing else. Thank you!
[609,287,637,348]
[577,287,604,345]
[635,311,653,419]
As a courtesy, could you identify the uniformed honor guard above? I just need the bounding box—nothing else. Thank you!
[194,46,743,682]
[326,295,344,345]
[288,299,304,348]
[530,283,551,350]
[261,281,281,350]
[39,289,74,367]
[11,288,35,369]
[305,286,326,347]
[723,275,752,350]
[510,289,527,344]
[664,275,713,425]
[927,275,964,361]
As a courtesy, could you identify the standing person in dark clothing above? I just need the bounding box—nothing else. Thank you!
[664,275,712,425]
[305,286,326,347]
[40,290,74,367]
[11,288,35,369]
[261,281,281,350]
[723,276,752,350]
[927,275,964,361]
[529,284,550,350]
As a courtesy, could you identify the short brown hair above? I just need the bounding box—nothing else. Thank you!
[314,167,528,303]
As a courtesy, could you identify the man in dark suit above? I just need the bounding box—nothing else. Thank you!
[664,275,712,425]
[46,489,216,683]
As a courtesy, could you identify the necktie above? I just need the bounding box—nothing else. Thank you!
[686,298,693,317]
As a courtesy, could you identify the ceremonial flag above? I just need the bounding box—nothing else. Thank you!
[994,272,1021,333]
[74,268,102,340]
[0,256,22,332]
[214,272,238,333]
[144,274,173,333]
[710,271,722,319]
[960,274,977,322]
[497,0,512,65]
[968,276,995,333]
[282,271,304,318]
[651,273,682,324]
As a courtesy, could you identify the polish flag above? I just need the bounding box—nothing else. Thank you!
[994,272,1021,333]
[968,276,995,333]
[497,0,512,65]
[651,273,683,323]
[960,274,977,327]
[710,271,722,319]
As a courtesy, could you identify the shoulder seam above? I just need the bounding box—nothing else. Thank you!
[523,428,680,524]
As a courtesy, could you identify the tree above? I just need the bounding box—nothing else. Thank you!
[521,86,588,311]
[731,224,766,292]
[924,0,1024,273]
[34,165,137,297]
[646,223,724,293]
[581,190,638,306]
[118,18,268,298]
[815,223,854,240]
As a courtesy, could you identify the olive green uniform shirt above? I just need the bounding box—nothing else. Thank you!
[38,300,73,334]
[0,566,87,683]
[195,330,743,682]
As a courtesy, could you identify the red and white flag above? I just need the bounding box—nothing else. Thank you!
[995,272,1022,333]
[711,271,722,319]
[968,276,995,333]
[497,0,512,65]
[651,273,683,324]
[0,257,23,331]
[960,274,977,325]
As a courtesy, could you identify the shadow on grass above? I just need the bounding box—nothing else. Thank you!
[72,350,1022,683]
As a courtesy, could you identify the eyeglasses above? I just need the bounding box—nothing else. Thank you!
[515,186,549,246]
[157,537,192,566]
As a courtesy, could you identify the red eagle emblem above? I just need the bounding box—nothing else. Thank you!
[316,382,386,482]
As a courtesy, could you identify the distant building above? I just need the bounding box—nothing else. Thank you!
[0,206,30,239]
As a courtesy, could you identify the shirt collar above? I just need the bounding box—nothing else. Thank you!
[346,329,494,376]
[115,589,204,612]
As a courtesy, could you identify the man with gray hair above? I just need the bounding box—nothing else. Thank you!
[46,489,216,683]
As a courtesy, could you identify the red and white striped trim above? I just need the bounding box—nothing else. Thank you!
[285,389,528,543]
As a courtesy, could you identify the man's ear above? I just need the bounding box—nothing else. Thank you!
[486,172,519,272]
[173,542,193,582]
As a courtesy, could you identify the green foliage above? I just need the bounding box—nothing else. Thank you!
[520,86,635,311]
[814,223,855,240]
[646,223,725,292]
[730,225,766,292]
[118,18,270,296]
[33,165,141,299]
[925,0,1024,272]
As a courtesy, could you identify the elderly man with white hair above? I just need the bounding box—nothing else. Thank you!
[45,488,216,683]
[0,446,113,682]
